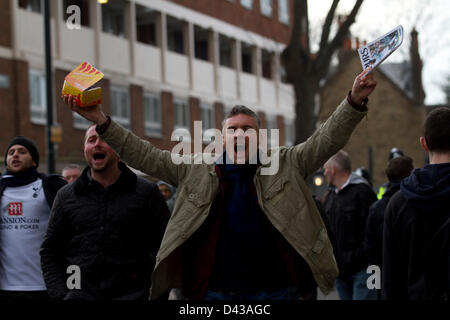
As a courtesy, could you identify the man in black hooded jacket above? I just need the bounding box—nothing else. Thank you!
[40,125,170,300]
[383,107,450,300]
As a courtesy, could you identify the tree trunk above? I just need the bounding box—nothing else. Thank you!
[294,76,319,144]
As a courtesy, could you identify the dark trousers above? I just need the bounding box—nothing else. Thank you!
[0,290,50,301]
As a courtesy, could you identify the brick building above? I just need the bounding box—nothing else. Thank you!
[319,29,427,188]
[0,0,296,173]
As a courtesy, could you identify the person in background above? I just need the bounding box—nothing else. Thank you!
[0,136,66,300]
[383,108,450,300]
[40,125,170,300]
[61,164,81,183]
[377,148,405,199]
[157,181,176,214]
[323,150,378,300]
[364,155,413,299]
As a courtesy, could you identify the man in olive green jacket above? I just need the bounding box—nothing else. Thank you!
[64,71,376,300]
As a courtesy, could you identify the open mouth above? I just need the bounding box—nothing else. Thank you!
[93,152,106,161]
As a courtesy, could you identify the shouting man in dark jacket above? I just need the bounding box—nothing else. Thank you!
[323,150,377,300]
[383,107,450,300]
[40,125,170,300]
[0,137,66,300]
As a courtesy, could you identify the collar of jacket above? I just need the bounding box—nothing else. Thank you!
[214,151,261,179]
[74,161,137,195]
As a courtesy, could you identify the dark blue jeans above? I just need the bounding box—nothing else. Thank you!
[204,288,289,300]
[335,269,378,300]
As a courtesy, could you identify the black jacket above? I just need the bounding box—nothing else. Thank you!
[382,163,450,300]
[364,181,401,267]
[324,174,377,279]
[40,163,170,300]
[0,173,66,209]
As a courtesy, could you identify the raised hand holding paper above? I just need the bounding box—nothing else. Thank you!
[61,61,104,107]
[358,25,404,78]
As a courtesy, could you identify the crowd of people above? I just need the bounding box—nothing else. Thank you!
[0,70,448,301]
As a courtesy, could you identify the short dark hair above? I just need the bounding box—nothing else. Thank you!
[424,107,450,153]
[385,156,414,182]
[222,105,261,129]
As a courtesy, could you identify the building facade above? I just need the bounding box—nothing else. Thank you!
[0,0,296,172]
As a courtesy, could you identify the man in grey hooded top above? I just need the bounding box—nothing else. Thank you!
[323,150,377,300]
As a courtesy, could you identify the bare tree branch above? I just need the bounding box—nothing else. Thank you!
[315,0,364,78]
[318,0,340,52]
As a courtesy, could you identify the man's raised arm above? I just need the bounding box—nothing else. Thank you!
[289,70,377,178]
[63,96,185,186]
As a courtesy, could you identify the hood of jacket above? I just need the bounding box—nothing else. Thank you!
[339,172,370,193]
[400,162,450,210]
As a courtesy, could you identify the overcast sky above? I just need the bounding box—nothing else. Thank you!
[308,0,450,105]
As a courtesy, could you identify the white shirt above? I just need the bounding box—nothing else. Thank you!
[0,179,50,291]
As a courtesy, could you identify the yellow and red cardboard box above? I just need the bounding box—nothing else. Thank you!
[61,61,104,107]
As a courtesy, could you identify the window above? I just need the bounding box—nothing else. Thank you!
[278,0,290,25]
[73,112,91,130]
[29,69,46,124]
[18,0,42,13]
[110,86,130,129]
[241,42,254,74]
[266,115,278,148]
[136,4,157,46]
[63,0,90,27]
[194,25,210,61]
[261,49,273,79]
[102,0,126,38]
[219,34,233,68]
[201,102,215,130]
[201,102,215,143]
[173,98,190,130]
[144,92,162,137]
[167,15,185,54]
[284,119,295,146]
[260,0,272,17]
[240,0,253,9]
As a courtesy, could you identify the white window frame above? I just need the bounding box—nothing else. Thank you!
[260,0,273,17]
[278,0,290,25]
[110,85,130,129]
[173,97,191,142]
[29,69,47,125]
[240,0,253,9]
[173,97,190,130]
[144,92,162,138]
